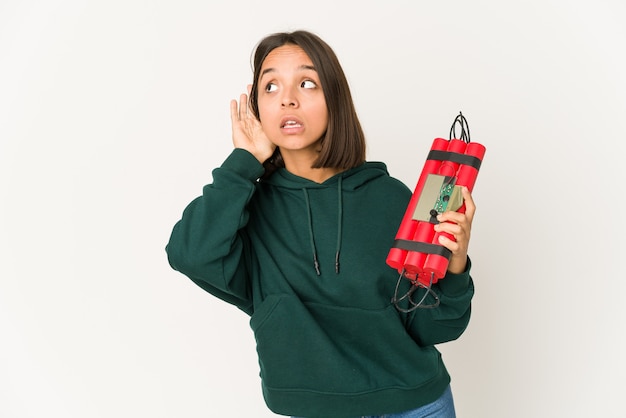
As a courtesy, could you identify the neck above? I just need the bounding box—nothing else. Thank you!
[281,152,341,183]
[289,166,342,183]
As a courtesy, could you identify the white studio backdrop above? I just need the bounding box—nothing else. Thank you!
[1,0,624,417]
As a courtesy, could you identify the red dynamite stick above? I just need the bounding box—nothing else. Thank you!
[403,139,467,280]
[454,142,486,206]
[386,137,449,271]
[402,221,435,276]
[423,141,486,280]
[438,139,468,177]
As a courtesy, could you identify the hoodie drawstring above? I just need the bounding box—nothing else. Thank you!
[302,177,343,276]
[302,189,321,276]
[335,176,343,274]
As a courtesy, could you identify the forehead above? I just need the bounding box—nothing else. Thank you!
[260,44,314,72]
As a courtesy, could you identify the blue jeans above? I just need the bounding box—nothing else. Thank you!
[292,385,456,418]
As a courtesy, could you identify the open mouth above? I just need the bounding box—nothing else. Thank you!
[281,120,302,128]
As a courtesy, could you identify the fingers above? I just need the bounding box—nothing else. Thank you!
[434,187,476,243]
[245,85,254,116]
[230,88,252,123]
[437,234,461,252]
[461,186,476,223]
[435,211,469,275]
[239,93,249,120]
[437,187,475,225]
[230,92,250,149]
[230,99,239,123]
[434,219,465,244]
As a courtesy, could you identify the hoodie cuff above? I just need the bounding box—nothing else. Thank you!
[221,148,266,181]
[437,257,472,296]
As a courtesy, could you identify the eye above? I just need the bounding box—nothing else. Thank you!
[265,82,278,92]
[301,80,317,89]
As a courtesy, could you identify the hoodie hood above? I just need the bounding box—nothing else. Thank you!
[262,161,390,190]
[261,162,390,276]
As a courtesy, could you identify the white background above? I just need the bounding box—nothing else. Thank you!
[1,1,625,417]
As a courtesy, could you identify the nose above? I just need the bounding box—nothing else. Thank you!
[280,87,298,108]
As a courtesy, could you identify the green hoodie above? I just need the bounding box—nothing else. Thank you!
[166,149,474,417]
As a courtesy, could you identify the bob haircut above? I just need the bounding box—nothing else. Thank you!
[249,30,367,178]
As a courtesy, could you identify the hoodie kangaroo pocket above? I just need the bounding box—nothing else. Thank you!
[249,295,440,394]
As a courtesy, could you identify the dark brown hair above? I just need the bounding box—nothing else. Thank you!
[249,30,366,178]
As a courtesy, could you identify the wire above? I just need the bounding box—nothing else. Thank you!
[392,270,440,313]
[449,111,471,143]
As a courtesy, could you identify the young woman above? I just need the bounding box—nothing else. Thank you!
[166,30,475,418]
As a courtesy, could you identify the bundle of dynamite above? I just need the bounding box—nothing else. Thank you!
[387,113,485,294]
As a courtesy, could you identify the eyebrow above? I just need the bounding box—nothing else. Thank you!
[260,64,317,78]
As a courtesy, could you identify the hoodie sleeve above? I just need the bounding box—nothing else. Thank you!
[165,149,265,315]
[405,257,475,346]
